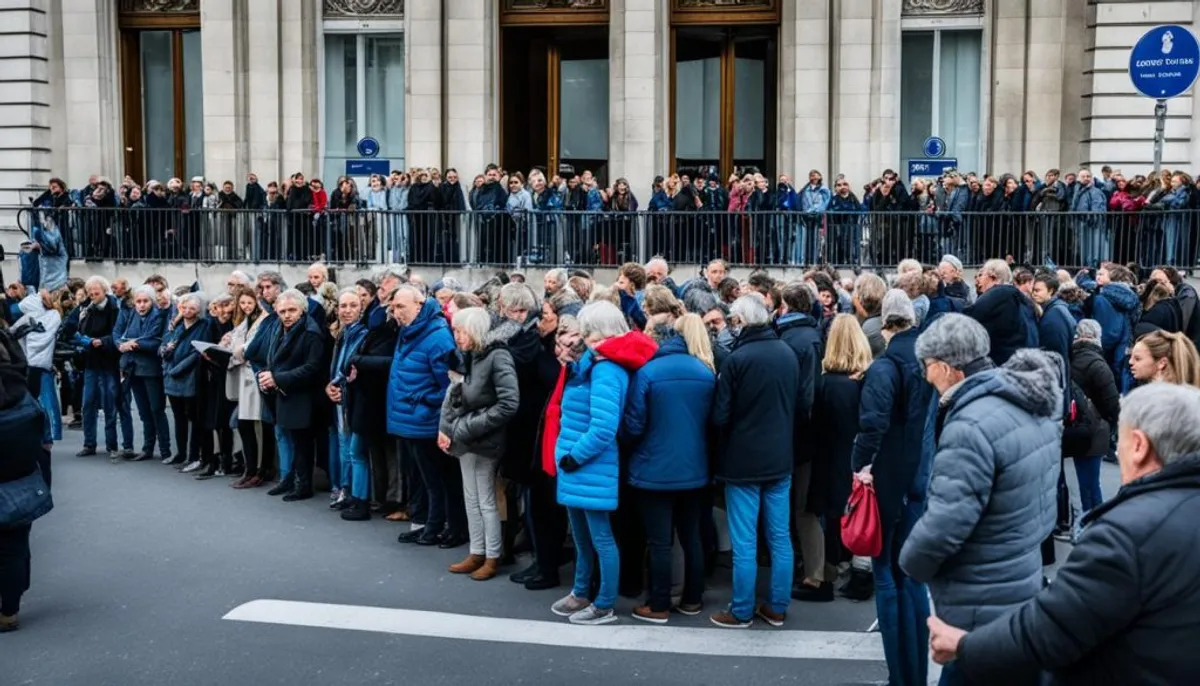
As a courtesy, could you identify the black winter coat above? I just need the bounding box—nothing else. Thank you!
[407,182,438,211]
[1069,339,1119,457]
[711,325,799,484]
[1134,299,1182,338]
[346,319,399,437]
[967,284,1039,365]
[198,318,234,430]
[263,316,326,430]
[775,312,822,465]
[502,316,559,483]
[811,371,862,515]
[957,453,1200,686]
[78,297,121,371]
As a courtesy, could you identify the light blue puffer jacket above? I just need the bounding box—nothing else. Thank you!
[555,349,628,512]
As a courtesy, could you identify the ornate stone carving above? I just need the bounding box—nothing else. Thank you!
[902,0,984,16]
[322,0,404,17]
[503,0,606,9]
[118,0,199,11]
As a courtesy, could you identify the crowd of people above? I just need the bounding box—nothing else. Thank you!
[23,163,1200,272]
[1,250,1199,685]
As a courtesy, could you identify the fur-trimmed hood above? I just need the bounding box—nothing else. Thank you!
[952,348,1064,421]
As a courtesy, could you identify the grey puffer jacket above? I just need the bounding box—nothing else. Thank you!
[439,319,521,459]
[899,349,1061,630]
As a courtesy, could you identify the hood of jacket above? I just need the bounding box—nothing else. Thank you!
[951,348,1063,421]
[1101,282,1140,314]
[482,317,521,351]
[593,330,657,373]
[1057,281,1087,306]
[775,311,818,333]
[399,297,445,344]
[17,294,45,318]
[651,332,690,360]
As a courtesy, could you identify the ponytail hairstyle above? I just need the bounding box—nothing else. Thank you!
[675,313,715,373]
[1136,330,1200,387]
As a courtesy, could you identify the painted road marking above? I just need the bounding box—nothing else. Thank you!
[224,599,885,662]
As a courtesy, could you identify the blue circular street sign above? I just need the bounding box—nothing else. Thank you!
[1129,25,1200,99]
[922,136,946,158]
[356,137,380,158]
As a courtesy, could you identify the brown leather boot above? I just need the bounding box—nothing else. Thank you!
[449,554,485,574]
[470,557,500,581]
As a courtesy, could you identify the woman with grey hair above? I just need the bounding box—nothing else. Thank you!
[549,301,656,625]
[1070,318,1120,515]
[119,284,172,462]
[847,287,934,684]
[900,314,1061,685]
[159,292,211,472]
[438,307,521,581]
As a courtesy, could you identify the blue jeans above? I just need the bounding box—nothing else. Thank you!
[725,476,794,621]
[116,374,134,450]
[873,497,931,686]
[1074,456,1103,514]
[1079,221,1111,268]
[327,425,342,491]
[129,375,171,457]
[82,368,119,450]
[568,507,619,610]
[275,424,294,478]
[336,415,369,501]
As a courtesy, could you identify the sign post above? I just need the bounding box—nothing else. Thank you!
[1129,25,1200,175]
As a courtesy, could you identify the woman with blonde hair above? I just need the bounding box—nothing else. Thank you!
[1129,330,1200,387]
[804,314,875,602]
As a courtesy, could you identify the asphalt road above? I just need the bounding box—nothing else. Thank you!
[4,424,1120,686]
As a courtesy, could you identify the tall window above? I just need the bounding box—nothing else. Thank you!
[900,30,982,177]
[322,33,405,184]
[119,28,205,182]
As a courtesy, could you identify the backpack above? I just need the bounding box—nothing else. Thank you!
[1061,380,1099,458]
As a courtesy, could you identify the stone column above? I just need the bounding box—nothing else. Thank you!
[406,0,443,168]
[58,0,122,186]
[989,0,1027,175]
[247,0,283,182]
[279,0,319,176]
[201,0,250,184]
[609,0,665,204]
[1057,0,1085,170]
[1021,0,1067,174]
[779,0,832,179]
[0,0,49,248]
[444,0,496,175]
[833,0,883,186]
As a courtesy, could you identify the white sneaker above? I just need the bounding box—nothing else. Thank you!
[568,604,617,626]
[181,461,203,473]
[550,593,590,617]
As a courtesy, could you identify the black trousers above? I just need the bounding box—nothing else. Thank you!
[401,436,465,536]
[0,524,31,617]
[237,420,271,477]
[285,426,315,493]
[638,487,705,612]
[168,396,200,462]
[526,471,567,579]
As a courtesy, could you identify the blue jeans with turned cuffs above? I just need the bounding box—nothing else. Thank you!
[725,475,793,621]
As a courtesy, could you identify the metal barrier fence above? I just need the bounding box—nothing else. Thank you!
[13,205,1200,270]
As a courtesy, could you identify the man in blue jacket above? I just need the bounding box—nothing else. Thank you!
[388,285,464,548]
[1071,169,1109,268]
[798,170,831,266]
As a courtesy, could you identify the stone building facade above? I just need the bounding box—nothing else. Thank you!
[2,0,1199,234]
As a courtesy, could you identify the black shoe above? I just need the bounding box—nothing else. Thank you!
[118,449,136,460]
[1102,454,1118,464]
[414,532,442,546]
[194,469,218,480]
[76,447,97,457]
[523,573,561,591]
[397,529,425,544]
[282,489,313,502]
[510,563,539,584]
[340,499,371,521]
[267,476,295,497]
[791,581,835,603]
[67,420,82,430]
[437,532,469,550]
[839,570,874,602]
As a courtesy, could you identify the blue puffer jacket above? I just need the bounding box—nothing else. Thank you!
[623,334,714,491]
[1090,282,1139,370]
[557,332,656,511]
[900,350,1061,631]
[119,308,166,378]
[160,317,210,397]
[385,297,456,439]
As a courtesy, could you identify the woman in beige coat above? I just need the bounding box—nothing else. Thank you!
[226,287,273,487]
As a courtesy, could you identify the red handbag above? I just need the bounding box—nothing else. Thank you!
[841,477,882,557]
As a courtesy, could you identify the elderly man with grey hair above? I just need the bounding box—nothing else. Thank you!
[929,382,1200,685]
[966,258,1038,365]
[901,313,1061,686]
[708,294,799,629]
[543,268,568,299]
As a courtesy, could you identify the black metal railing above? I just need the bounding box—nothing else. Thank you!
[12,205,1200,270]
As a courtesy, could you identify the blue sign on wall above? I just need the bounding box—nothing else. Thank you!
[356,137,381,158]
[922,136,947,158]
[346,159,390,176]
[1129,25,1200,99]
[907,158,958,179]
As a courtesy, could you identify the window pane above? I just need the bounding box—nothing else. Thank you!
[140,31,175,182]
[323,33,358,183]
[939,31,982,177]
[900,32,934,178]
[558,58,608,161]
[182,29,204,179]
[365,34,404,167]
[674,56,721,163]
[732,55,764,163]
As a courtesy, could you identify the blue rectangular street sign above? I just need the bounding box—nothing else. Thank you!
[907,158,958,179]
[345,159,391,176]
